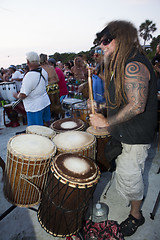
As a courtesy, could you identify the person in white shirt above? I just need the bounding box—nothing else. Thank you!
[13,51,51,126]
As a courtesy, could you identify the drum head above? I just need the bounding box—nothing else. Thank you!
[26,125,56,139]
[52,153,99,185]
[51,118,84,132]
[52,130,95,151]
[8,134,56,158]
[86,126,110,137]
[62,98,83,110]
[72,100,87,110]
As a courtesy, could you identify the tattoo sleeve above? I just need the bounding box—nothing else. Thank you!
[107,61,150,126]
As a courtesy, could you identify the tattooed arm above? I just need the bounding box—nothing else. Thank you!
[89,61,150,128]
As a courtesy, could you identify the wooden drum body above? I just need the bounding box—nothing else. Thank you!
[50,117,84,133]
[52,130,96,160]
[86,126,111,171]
[26,125,56,139]
[37,153,100,237]
[3,134,56,207]
[72,100,89,125]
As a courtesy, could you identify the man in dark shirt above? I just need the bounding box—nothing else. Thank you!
[89,20,157,237]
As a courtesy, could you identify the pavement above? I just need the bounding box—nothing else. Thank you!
[0,110,160,240]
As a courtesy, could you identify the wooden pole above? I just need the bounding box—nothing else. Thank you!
[88,68,95,114]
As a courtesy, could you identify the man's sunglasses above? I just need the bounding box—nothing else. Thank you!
[100,38,113,46]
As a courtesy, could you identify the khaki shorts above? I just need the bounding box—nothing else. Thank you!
[115,143,150,204]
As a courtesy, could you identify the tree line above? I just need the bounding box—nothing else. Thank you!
[49,20,159,64]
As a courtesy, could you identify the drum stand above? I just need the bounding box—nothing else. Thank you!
[150,167,160,220]
[0,205,37,221]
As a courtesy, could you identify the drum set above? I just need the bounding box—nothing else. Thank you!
[0,81,27,127]
[0,81,17,102]
[0,115,111,238]
[1,73,111,238]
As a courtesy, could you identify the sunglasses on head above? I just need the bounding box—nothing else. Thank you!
[100,38,113,46]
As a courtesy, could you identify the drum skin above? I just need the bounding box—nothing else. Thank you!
[50,117,84,133]
[3,134,56,207]
[62,98,83,110]
[26,125,56,139]
[37,153,100,237]
[52,130,96,161]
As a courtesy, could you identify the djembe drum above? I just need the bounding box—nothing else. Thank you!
[50,118,84,133]
[0,82,8,101]
[3,134,56,207]
[5,81,17,102]
[86,126,111,171]
[72,100,90,127]
[26,125,56,139]
[37,153,100,237]
[3,103,20,128]
[47,83,65,119]
[52,130,96,160]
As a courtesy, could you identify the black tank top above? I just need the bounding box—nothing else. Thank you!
[107,51,157,144]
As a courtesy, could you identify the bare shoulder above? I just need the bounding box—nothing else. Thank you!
[125,61,150,82]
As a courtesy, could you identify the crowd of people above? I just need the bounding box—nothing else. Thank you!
[0,19,160,239]
[0,53,93,127]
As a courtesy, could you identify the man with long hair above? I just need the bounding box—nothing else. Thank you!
[90,20,157,236]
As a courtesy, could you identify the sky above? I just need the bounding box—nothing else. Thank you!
[0,0,160,68]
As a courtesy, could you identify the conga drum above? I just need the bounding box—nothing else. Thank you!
[6,81,17,102]
[50,118,85,133]
[3,103,20,127]
[86,126,111,171]
[37,153,100,237]
[47,83,65,119]
[0,82,8,101]
[26,125,56,139]
[72,100,90,126]
[52,130,96,160]
[3,134,56,207]
[62,98,83,111]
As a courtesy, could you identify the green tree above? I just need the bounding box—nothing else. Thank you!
[150,35,160,52]
[139,20,157,46]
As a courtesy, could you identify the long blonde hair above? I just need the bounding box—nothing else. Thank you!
[98,21,144,107]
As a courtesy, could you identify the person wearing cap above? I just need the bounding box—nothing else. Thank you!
[89,20,157,236]
[9,65,24,92]
[14,51,51,126]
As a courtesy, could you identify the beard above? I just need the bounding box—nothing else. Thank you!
[103,52,112,67]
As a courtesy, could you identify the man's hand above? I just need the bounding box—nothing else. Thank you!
[87,99,97,113]
[89,112,109,129]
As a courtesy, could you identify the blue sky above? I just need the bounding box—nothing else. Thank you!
[0,0,160,68]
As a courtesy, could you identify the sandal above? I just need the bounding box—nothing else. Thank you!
[120,211,145,236]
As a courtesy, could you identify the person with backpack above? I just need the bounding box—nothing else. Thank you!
[13,51,51,126]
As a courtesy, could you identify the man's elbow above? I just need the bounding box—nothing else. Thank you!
[136,106,145,115]
[18,93,27,99]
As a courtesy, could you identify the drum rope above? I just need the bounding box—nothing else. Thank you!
[20,174,42,203]
[20,170,49,180]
